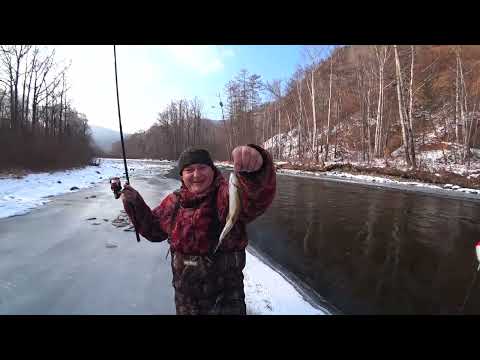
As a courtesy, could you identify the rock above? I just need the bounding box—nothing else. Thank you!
[105,242,118,248]
[57,181,62,184]
[86,217,97,221]
[85,197,89,199]
[70,186,79,191]
[90,182,95,185]
[103,219,109,222]
[112,212,131,228]
[96,171,101,174]
[112,223,128,228]
[123,225,135,232]
[90,195,97,198]
[92,222,102,225]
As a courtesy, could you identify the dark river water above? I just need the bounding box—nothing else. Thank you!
[246,173,480,315]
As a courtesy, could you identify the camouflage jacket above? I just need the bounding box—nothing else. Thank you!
[124,145,276,255]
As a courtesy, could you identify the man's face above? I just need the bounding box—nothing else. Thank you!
[181,164,214,195]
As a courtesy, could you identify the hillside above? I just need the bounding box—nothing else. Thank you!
[262,45,480,167]
[103,45,480,179]
[110,115,226,160]
[90,125,130,154]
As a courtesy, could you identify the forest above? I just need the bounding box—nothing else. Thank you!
[113,45,480,180]
[0,45,95,171]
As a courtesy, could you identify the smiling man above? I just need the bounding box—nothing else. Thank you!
[121,144,276,315]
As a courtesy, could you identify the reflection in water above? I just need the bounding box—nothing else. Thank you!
[247,174,480,314]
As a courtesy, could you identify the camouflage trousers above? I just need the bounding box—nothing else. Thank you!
[170,250,247,315]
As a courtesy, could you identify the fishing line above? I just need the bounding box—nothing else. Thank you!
[114,45,140,243]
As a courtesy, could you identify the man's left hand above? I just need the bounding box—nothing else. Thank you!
[232,146,263,172]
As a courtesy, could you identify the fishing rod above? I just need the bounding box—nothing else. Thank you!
[459,241,480,313]
[112,45,140,243]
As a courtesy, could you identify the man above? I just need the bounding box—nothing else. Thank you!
[121,144,276,315]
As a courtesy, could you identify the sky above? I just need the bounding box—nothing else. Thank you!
[50,45,328,134]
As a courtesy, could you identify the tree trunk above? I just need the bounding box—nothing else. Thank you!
[367,88,372,163]
[277,108,281,160]
[374,48,384,158]
[458,54,467,163]
[21,53,28,131]
[455,49,461,144]
[394,45,412,167]
[324,59,333,163]
[310,69,318,163]
[25,56,35,134]
[408,45,417,169]
[286,111,293,158]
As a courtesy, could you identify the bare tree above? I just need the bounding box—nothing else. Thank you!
[0,45,94,170]
[324,56,334,163]
[407,45,417,168]
[455,46,461,144]
[393,45,412,167]
[373,45,390,158]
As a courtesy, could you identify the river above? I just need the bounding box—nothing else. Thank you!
[246,172,480,314]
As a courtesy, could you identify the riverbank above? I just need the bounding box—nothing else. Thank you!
[215,160,480,198]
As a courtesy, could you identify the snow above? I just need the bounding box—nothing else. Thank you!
[244,251,327,315]
[276,167,480,196]
[214,161,234,169]
[261,103,480,194]
[0,159,173,219]
[1,158,329,315]
[261,117,480,197]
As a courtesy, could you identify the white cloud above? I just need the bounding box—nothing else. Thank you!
[220,47,235,58]
[51,45,172,133]
[51,45,116,127]
[161,45,231,75]
[47,45,235,133]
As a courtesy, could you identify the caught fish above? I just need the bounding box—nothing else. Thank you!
[215,172,241,253]
[476,242,480,270]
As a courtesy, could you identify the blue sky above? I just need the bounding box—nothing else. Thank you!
[51,45,329,133]
[163,45,307,120]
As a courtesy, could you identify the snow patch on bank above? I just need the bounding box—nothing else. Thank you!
[0,159,175,219]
